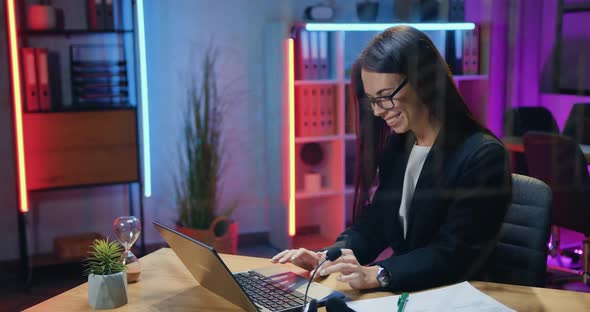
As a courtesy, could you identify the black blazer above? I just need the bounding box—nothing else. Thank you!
[328,129,511,292]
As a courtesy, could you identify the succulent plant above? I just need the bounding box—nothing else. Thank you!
[83,238,125,276]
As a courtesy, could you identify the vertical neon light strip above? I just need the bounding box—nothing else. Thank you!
[6,0,29,213]
[136,0,152,197]
[286,39,295,236]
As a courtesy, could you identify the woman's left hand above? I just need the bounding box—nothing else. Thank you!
[317,249,381,290]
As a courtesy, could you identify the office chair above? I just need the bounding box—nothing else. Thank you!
[504,107,559,175]
[562,103,590,145]
[523,132,590,285]
[483,174,552,287]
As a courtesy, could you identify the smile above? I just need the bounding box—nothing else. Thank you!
[385,112,402,126]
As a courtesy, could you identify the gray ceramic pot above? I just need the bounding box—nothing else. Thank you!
[88,271,128,309]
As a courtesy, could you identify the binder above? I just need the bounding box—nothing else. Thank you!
[318,87,327,135]
[471,26,480,74]
[309,31,319,80]
[301,86,311,137]
[318,31,329,79]
[295,86,304,137]
[479,24,490,75]
[112,0,122,29]
[294,28,311,80]
[87,0,97,29]
[23,48,39,112]
[326,86,336,135]
[445,30,462,75]
[462,30,471,74]
[70,44,129,107]
[35,48,51,111]
[310,87,319,136]
[104,0,114,29]
[87,0,105,30]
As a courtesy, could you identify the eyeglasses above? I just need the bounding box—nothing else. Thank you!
[363,78,408,111]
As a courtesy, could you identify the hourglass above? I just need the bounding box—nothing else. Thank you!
[113,216,142,283]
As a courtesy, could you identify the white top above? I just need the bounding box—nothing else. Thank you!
[399,144,431,238]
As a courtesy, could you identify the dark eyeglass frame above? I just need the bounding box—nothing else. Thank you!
[365,78,408,111]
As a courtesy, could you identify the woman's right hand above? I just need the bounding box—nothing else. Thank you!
[270,248,323,272]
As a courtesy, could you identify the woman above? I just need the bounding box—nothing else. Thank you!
[271,26,511,292]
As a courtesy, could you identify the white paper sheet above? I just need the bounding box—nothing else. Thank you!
[347,282,515,312]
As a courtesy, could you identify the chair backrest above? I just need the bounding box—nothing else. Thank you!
[562,103,590,144]
[504,107,559,137]
[523,132,590,234]
[483,174,552,287]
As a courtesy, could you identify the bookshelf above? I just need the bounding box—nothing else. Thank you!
[265,22,490,251]
[21,29,134,36]
[5,0,147,283]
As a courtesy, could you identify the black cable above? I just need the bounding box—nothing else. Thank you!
[302,247,342,311]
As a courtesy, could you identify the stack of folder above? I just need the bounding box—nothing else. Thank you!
[87,0,123,30]
[462,26,480,75]
[22,47,54,112]
[295,85,337,137]
[293,26,331,80]
[70,44,129,108]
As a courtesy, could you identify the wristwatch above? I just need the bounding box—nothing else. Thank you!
[376,265,391,287]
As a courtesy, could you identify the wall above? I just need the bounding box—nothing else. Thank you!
[0,0,501,261]
[140,0,294,245]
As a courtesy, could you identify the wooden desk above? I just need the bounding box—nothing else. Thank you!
[25,248,590,311]
[503,136,590,162]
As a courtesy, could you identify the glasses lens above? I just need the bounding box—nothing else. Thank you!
[375,97,394,110]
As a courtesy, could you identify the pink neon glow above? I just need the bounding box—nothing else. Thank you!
[287,39,296,236]
[6,0,29,213]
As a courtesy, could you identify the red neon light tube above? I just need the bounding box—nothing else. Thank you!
[6,0,29,213]
[286,39,295,236]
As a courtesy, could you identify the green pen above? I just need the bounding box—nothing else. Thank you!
[397,292,409,312]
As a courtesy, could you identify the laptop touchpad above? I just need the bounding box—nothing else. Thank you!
[251,266,346,303]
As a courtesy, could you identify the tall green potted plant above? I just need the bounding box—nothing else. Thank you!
[174,47,238,254]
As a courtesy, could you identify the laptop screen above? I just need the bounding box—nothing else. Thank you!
[153,221,259,312]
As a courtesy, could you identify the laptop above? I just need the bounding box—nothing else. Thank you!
[153,221,347,312]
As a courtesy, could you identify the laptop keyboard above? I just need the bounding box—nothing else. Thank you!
[234,271,307,311]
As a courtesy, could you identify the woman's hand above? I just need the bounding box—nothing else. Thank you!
[317,249,381,290]
[270,248,323,272]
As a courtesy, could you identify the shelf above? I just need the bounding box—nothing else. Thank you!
[453,74,488,81]
[344,75,488,84]
[345,187,355,195]
[24,105,136,114]
[564,3,590,13]
[295,135,340,144]
[30,244,144,267]
[22,29,134,36]
[343,134,356,140]
[294,79,340,86]
[28,180,140,193]
[295,189,341,200]
[303,22,477,32]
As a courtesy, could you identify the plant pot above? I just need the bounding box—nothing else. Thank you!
[176,216,239,254]
[88,271,128,309]
[356,2,379,22]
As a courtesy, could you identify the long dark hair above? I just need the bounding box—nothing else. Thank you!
[351,26,491,219]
